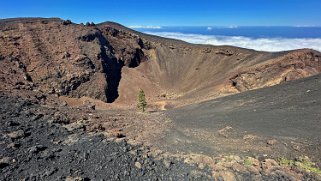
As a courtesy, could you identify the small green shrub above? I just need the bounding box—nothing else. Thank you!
[137,89,147,112]
[244,158,252,167]
[279,157,294,166]
[278,156,321,176]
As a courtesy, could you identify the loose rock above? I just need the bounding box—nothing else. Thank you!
[7,130,25,139]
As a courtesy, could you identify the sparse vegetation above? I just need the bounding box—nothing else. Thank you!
[279,157,295,166]
[278,156,321,176]
[244,158,252,167]
[137,89,147,112]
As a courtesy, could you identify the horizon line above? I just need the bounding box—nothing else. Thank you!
[129,25,321,28]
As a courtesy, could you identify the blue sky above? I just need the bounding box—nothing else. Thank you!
[1,0,321,26]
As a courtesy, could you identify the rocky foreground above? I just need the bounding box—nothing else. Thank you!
[1,93,321,180]
[0,93,215,180]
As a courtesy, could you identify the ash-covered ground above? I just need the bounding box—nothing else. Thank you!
[0,93,213,180]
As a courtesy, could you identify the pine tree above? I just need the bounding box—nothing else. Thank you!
[137,89,147,112]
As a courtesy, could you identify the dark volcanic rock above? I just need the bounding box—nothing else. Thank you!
[0,93,213,180]
[62,20,72,25]
[7,130,25,139]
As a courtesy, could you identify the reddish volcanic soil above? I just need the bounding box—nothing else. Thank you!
[1,18,321,109]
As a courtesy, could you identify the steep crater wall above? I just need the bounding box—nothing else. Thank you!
[1,19,321,107]
[0,19,149,103]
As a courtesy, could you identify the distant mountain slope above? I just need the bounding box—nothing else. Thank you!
[0,18,320,107]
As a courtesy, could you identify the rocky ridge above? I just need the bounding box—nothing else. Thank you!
[1,18,321,108]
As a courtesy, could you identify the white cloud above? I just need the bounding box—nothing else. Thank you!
[227,25,238,29]
[293,25,318,27]
[129,25,162,29]
[144,32,321,52]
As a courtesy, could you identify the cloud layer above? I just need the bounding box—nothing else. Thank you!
[145,32,321,52]
[129,25,162,29]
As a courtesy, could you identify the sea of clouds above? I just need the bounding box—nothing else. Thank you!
[129,25,162,29]
[144,32,321,52]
